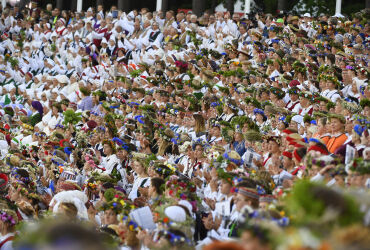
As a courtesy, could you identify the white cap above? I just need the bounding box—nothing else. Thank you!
[303,13,311,18]
[178,200,193,216]
[164,206,187,223]
[101,37,108,45]
[42,111,52,124]
[333,13,344,18]
[21,135,33,146]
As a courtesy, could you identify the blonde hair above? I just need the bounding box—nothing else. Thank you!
[194,114,206,134]
[158,139,171,156]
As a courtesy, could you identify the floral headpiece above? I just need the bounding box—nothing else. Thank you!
[122,216,141,231]
[175,60,188,70]
[101,195,135,215]
[102,139,116,153]
[0,210,16,226]
[158,229,192,246]
[154,162,177,177]
[165,176,196,199]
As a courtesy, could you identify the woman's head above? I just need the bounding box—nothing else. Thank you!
[133,159,146,175]
[58,202,78,220]
[31,101,44,116]
[104,208,118,225]
[102,140,116,155]
[193,114,205,133]
[149,177,165,197]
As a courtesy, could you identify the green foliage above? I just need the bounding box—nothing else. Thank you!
[104,188,116,202]
[285,180,363,229]
[62,109,82,125]
[129,69,142,78]
[9,57,19,69]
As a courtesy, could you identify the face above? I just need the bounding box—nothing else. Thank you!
[269,141,279,153]
[133,161,144,174]
[235,193,249,211]
[330,118,343,133]
[116,149,128,160]
[104,209,118,225]
[103,143,112,155]
[194,145,203,158]
[234,132,243,141]
[290,93,298,102]
[220,180,231,195]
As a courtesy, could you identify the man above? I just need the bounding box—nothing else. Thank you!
[50,8,61,28]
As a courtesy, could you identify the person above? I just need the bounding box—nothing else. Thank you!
[0,209,17,250]
[0,4,368,250]
[128,159,150,201]
[326,115,348,153]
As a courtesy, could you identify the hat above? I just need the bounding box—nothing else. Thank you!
[244,130,262,142]
[303,13,311,18]
[164,206,187,223]
[222,150,242,165]
[282,151,293,159]
[87,120,98,130]
[0,173,8,190]
[289,80,300,87]
[259,194,276,203]
[238,187,259,200]
[31,101,43,115]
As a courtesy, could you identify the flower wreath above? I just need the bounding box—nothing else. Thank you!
[0,210,16,226]
[165,176,197,199]
[175,60,188,70]
[122,216,141,231]
[158,229,192,246]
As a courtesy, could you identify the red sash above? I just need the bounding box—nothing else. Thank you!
[0,235,14,248]
[286,101,299,111]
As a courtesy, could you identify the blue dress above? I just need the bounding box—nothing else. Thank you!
[232,140,246,157]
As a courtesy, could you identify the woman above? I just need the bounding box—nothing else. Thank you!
[157,128,177,156]
[0,209,17,249]
[232,130,246,157]
[174,60,190,82]
[27,100,44,127]
[128,159,150,201]
[193,113,207,138]
[77,87,93,111]
[148,177,165,207]
[219,102,237,122]
[326,115,348,154]
[101,140,127,186]
[312,117,331,145]
[185,143,208,178]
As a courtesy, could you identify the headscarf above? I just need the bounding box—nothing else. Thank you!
[31,101,44,116]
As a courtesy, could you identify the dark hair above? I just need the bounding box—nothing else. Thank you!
[319,117,327,126]
[326,54,335,64]
[296,147,307,160]
[151,177,165,195]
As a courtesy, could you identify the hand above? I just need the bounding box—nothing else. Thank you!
[213,215,222,230]
[205,198,216,210]
[134,196,147,207]
[40,176,48,187]
[253,158,263,168]
[203,170,211,182]
[319,164,335,175]
[177,164,184,172]
[138,187,148,198]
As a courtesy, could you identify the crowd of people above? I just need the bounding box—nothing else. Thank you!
[0,2,369,249]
